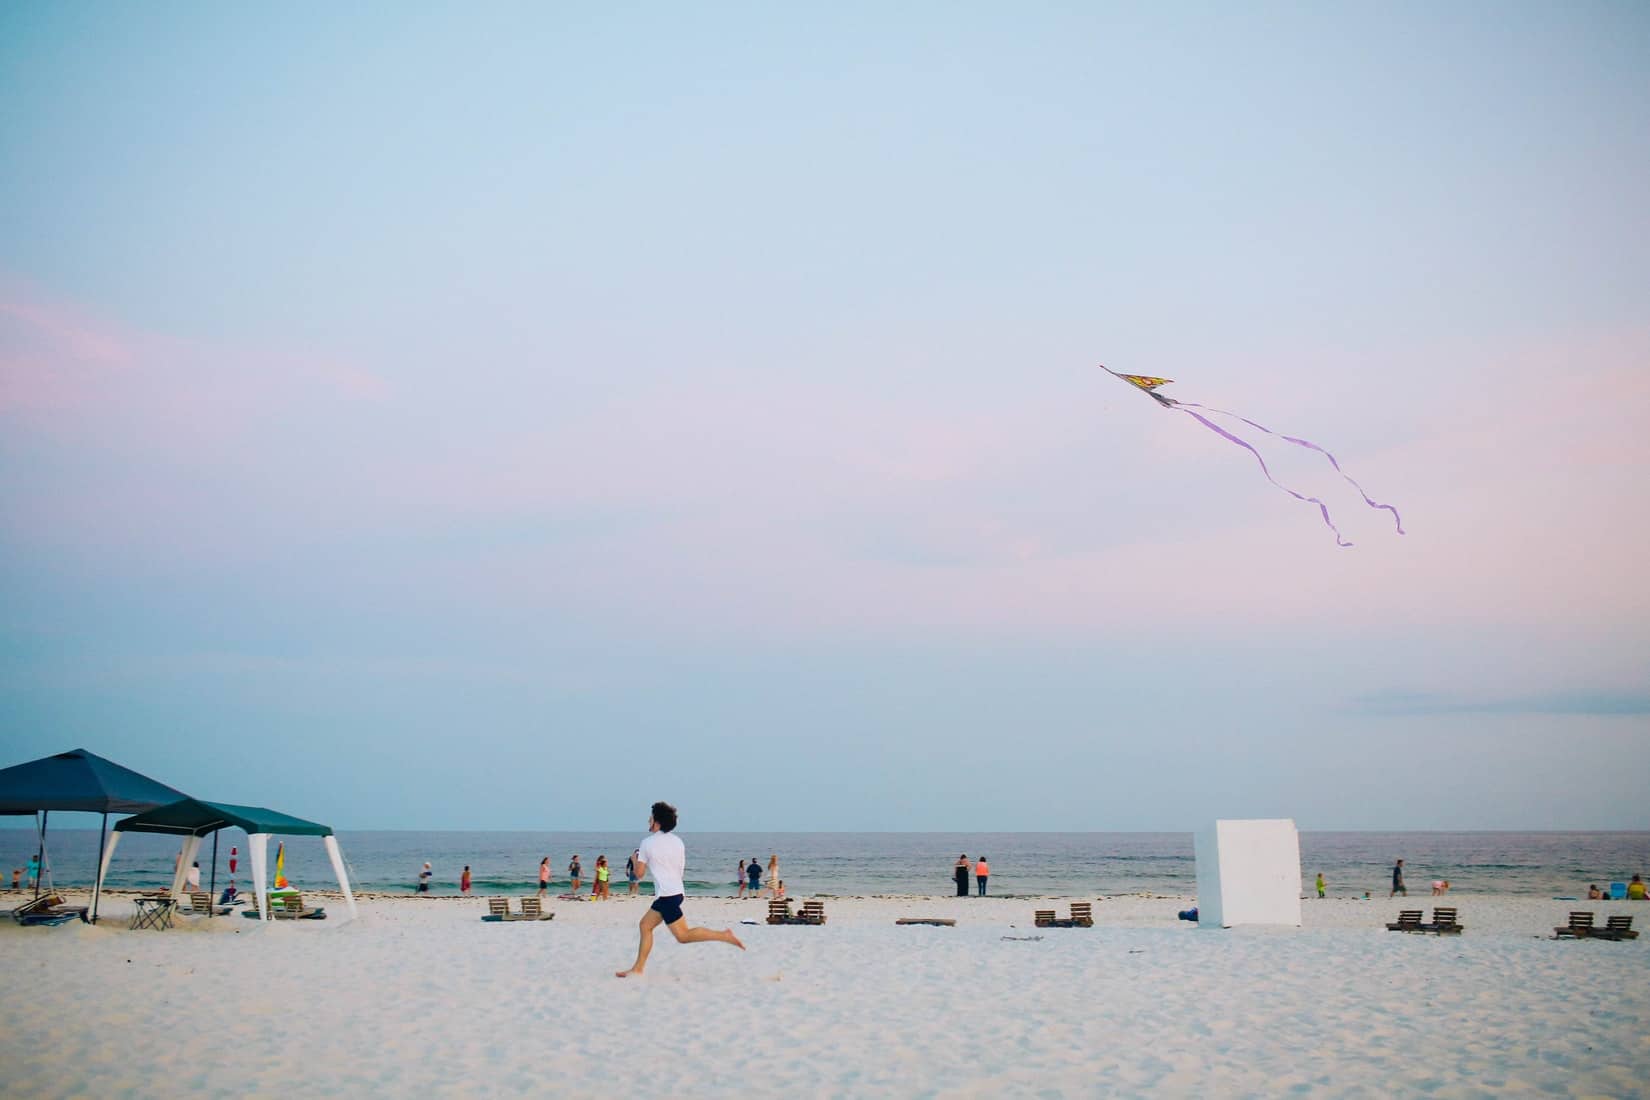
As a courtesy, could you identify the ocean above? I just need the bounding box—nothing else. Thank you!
[3,828,1646,899]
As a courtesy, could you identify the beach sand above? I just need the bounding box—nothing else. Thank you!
[4,891,1647,1097]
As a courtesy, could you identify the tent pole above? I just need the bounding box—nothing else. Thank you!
[91,812,108,924]
[209,832,219,918]
[35,810,49,900]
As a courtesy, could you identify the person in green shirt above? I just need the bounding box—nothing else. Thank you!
[1315,872,1326,899]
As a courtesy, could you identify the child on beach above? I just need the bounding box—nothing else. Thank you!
[11,868,19,892]
[569,855,582,894]
[615,800,744,978]
[627,851,640,896]
[1431,879,1450,896]
[460,866,472,894]
[594,856,610,899]
[1316,873,1326,898]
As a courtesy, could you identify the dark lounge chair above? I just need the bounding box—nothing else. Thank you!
[12,893,89,927]
[1034,903,1094,929]
[1554,911,1595,939]
[1386,909,1425,933]
[1424,907,1463,934]
[767,898,825,925]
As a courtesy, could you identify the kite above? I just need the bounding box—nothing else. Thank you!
[1101,365,1403,547]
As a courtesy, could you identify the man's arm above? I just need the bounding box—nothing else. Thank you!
[633,860,648,880]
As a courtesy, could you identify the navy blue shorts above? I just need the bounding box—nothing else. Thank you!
[651,893,685,925]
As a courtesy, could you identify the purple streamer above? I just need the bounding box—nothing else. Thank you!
[1180,403,1404,535]
[1177,407,1353,547]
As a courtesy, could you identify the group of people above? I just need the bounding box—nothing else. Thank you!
[953,854,990,896]
[8,856,41,892]
[1588,875,1647,900]
[539,852,639,899]
[735,854,782,899]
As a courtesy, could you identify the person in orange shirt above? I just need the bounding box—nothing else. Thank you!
[975,856,990,896]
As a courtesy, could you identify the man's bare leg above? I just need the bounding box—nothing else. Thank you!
[616,909,663,978]
[667,918,745,950]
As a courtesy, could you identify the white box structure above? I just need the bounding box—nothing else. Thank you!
[1194,819,1302,929]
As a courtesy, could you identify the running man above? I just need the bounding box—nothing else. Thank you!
[616,801,744,978]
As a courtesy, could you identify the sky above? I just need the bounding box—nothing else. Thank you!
[2,3,1647,832]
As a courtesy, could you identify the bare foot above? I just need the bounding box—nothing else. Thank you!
[614,967,644,979]
[725,929,745,950]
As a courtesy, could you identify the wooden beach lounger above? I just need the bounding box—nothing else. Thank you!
[13,893,89,927]
[1424,907,1462,934]
[767,899,826,926]
[1386,910,1425,933]
[895,918,956,926]
[242,893,326,920]
[1559,913,1638,942]
[1033,903,1093,929]
[480,897,554,922]
[1596,915,1637,941]
[187,891,232,916]
[1554,911,1595,938]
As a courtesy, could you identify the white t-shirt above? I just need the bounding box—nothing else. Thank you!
[637,831,686,899]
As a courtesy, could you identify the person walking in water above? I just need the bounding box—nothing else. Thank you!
[460,865,472,895]
[1390,859,1407,898]
[538,857,550,897]
[975,856,990,896]
[615,801,744,978]
[954,854,970,897]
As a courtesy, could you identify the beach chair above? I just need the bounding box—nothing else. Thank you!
[1386,910,1425,933]
[1033,904,1092,929]
[1594,915,1637,942]
[271,893,325,920]
[483,897,515,921]
[13,893,89,927]
[518,897,554,921]
[1425,907,1462,934]
[187,891,230,916]
[800,900,827,925]
[1554,911,1594,938]
[1609,882,1627,900]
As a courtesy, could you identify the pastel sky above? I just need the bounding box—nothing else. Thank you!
[2,4,1646,831]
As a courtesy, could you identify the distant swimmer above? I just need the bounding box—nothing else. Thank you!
[615,801,744,978]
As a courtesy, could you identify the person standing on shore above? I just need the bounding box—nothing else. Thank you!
[627,850,640,896]
[1390,859,1406,898]
[735,861,749,898]
[975,856,989,896]
[1316,872,1326,898]
[954,855,969,897]
[747,857,762,896]
[766,853,780,899]
[418,862,432,893]
[538,857,550,897]
[27,854,39,890]
[595,855,611,899]
[569,854,582,894]
[615,800,744,978]
[460,866,472,895]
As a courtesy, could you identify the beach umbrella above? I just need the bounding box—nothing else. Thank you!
[0,748,190,923]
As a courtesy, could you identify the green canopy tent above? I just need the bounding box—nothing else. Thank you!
[0,748,191,923]
[109,799,358,922]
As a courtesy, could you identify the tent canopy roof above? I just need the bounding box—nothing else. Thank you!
[114,798,333,838]
[0,748,190,815]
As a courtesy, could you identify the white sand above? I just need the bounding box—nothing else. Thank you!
[4,891,1647,1097]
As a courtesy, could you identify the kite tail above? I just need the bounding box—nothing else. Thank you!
[1181,403,1404,535]
[1176,408,1353,547]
